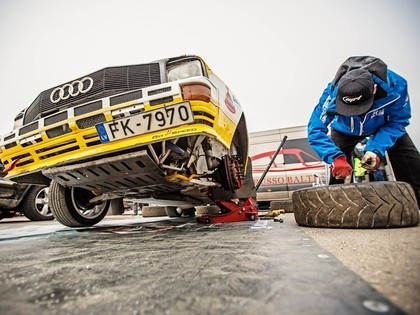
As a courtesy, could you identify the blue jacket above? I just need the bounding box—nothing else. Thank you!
[308,69,411,164]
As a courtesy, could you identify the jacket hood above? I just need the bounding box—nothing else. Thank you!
[332,56,388,99]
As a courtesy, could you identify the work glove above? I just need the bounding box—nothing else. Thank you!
[331,156,353,179]
[361,151,381,171]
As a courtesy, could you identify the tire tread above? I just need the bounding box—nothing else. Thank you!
[292,181,419,228]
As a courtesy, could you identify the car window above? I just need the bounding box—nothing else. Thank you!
[283,153,300,164]
[299,151,320,163]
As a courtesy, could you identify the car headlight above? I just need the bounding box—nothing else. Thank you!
[167,60,202,81]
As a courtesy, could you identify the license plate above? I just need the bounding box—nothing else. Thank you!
[96,102,194,143]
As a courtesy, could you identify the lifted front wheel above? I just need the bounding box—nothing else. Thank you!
[49,180,110,227]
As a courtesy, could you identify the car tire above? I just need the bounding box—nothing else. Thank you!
[195,205,220,215]
[270,200,294,213]
[292,181,419,228]
[21,186,53,221]
[49,180,110,227]
[141,206,168,217]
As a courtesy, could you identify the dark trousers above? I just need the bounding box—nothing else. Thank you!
[330,129,420,206]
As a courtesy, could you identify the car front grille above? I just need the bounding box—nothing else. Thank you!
[24,63,161,124]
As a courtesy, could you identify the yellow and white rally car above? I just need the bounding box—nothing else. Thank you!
[0,55,256,227]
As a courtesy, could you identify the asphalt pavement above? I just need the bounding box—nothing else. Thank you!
[0,212,418,315]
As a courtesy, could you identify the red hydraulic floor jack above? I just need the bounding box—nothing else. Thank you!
[196,197,259,224]
[196,136,288,224]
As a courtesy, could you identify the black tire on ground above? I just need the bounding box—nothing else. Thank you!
[195,205,220,215]
[141,206,168,217]
[21,185,53,221]
[49,180,110,227]
[292,181,419,228]
[270,200,294,213]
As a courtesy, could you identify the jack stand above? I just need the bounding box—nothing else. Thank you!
[196,197,259,224]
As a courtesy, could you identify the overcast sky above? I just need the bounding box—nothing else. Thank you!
[1,0,419,149]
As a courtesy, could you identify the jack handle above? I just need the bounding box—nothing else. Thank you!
[255,135,288,191]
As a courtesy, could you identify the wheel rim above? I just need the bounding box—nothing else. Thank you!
[34,187,52,217]
[71,187,107,219]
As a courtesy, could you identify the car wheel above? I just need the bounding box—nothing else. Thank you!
[49,180,110,227]
[270,200,294,213]
[195,205,220,215]
[21,186,54,221]
[141,206,168,217]
[292,181,419,228]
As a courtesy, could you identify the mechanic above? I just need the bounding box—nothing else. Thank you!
[307,56,420,207]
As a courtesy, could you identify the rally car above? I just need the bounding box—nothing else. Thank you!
[0,55,256,227]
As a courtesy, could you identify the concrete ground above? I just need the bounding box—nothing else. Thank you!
[301,214,420,315]
[0,212,418,315]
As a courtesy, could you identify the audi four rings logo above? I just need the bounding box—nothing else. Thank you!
[50,77,94,103]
